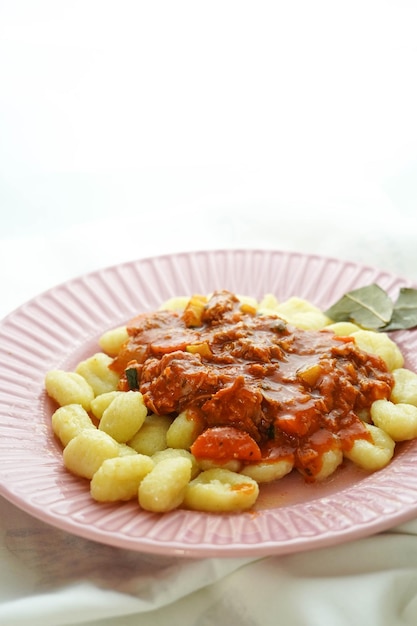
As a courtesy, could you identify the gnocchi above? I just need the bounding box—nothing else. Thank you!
[128,414,172,456]
[370,399,417,441]
[350,330,404,371]
[98,390,147,442]
[390,368,417,406]
[151,447,200,478]
[138,456,192,512]
[240,457,293,483]
[45,370,94,410]
[343,423,395,471]
[98,326,129,357]
[166,409,205,450]
[45,289,417,515]
[91,454,154,502]
[90,391,120,420]
[183,468,259,512]
[63,429,120,479]
[273,296,332,330]
[52,403,96,447]
[75,352,120,395]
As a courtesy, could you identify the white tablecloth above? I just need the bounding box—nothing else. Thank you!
[2,2,417,624]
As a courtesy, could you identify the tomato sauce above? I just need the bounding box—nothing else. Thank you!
[111,291,394,478]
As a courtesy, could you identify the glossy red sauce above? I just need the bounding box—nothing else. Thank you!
[111,291,394,479]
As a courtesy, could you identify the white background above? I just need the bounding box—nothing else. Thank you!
[1,0,416,241]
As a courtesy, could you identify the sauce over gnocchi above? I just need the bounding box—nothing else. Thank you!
[111,291,393,480]
[45,289,417,514]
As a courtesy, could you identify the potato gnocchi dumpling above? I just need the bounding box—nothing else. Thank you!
[138,457,192,512]
[45,289,417,515]
[370,399,417,441]
[299,447,344,482]
[183,468,259,512]
[98,390,147,442]
[63,429,120,479]
[325,321,361,336]
[343,423,395,471]
[90,391,120,420]
[151,447,200,479]
[197,458,243,473]
[257,292,280,312]
[273,296,332,330]
[128,414,172,456]
[240,457,293,483]
[350,330,404,371]
[45,370,94,411]
[75,352,120,395]
[166,409,205,450]
[91,454,154,502]
[390,368,417,406]
[98,326,129,357]
[52,403,96,447]
[158,296,190,312]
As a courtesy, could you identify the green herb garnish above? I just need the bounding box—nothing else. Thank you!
[125,367,139,390]
[325,284,417,332]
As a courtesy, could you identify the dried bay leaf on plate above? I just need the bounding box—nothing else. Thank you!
[325,284,393,330]
[385,288,417,331]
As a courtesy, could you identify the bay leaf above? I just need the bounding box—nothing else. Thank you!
[384,287,417,331]
[324,284,393,330]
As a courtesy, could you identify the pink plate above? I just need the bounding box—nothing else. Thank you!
[1,249,417,558]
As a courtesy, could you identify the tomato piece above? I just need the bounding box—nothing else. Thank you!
[191,426,262,462]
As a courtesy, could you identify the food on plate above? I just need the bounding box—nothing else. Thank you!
[45,289,417,513]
